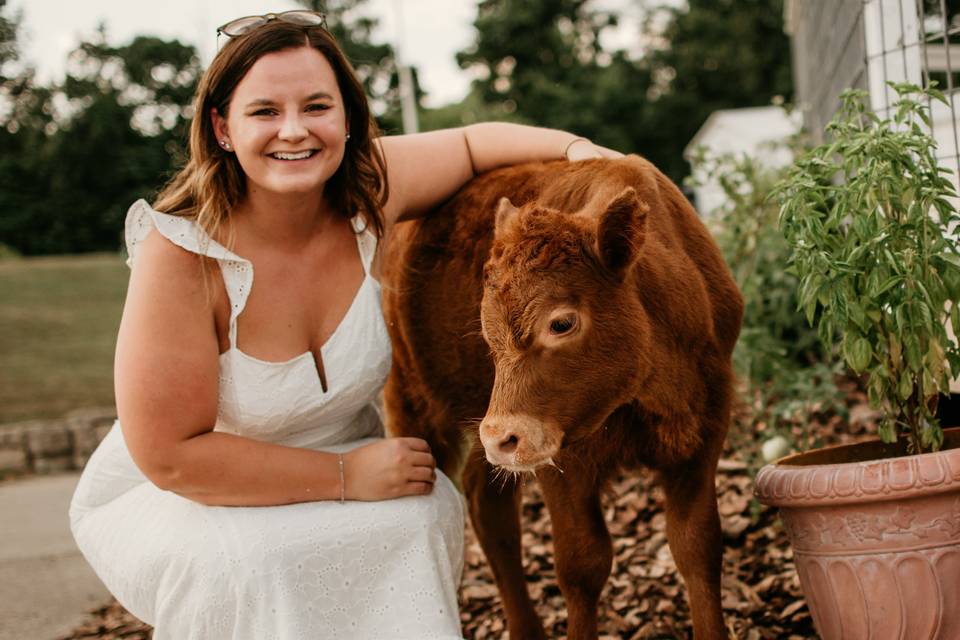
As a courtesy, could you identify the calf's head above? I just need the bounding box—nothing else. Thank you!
[478,187,649,471]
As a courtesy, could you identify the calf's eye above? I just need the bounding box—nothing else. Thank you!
[549,316,576,335]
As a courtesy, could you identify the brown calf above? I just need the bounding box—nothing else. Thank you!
[382,156,743,639]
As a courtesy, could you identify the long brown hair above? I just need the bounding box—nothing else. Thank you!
[153,20,388,242]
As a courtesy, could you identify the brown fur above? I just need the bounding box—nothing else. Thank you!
[382,156,743,639]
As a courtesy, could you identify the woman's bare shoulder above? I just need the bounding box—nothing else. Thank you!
[134,229,222,296]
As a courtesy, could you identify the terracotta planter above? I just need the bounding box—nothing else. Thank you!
[754,428,960,639]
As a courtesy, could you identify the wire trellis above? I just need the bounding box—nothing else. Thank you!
[863,0,960,185]
[788,0,960,182]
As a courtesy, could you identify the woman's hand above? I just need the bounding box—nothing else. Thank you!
[343,437,437,500]
[565,138,625,161]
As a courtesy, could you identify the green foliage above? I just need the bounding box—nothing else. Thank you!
[776,83,960,453]
[0,242,19,260]
[419,88,531,131]
[689,147,823,383]
[455,0,646,151]
[641,0,793,180]
[0,0,18,72]
[737,362,847,469]
[453,0,793,182]
[0,27,201,255]
[0,0,795,254]
[689,145,841,464]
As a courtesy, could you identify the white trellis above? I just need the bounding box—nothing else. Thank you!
[863,0,960,191]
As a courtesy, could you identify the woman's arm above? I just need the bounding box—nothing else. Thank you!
[115,231,435,506]
[379,122,622,225]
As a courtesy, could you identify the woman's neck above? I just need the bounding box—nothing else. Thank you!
[233,186,335,251]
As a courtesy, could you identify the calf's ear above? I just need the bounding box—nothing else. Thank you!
[596,187,647,275]
[494,197,520,237]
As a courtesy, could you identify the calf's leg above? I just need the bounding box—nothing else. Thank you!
[538,459,611,640]
[661,450,727,639]
[463,450,546,640]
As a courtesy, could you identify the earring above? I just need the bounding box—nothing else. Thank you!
[345,133,351,141]
[220,139,231,150]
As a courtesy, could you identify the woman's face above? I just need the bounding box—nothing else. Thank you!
[212,46,349,199]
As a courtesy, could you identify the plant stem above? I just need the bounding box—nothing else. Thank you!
[906,391,922,454]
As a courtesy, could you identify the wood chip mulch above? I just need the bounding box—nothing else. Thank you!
[65,384,887,639]
[60,469,818,640]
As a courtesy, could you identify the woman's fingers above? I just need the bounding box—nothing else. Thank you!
[407,481,433,495]
[596,144,625,159]
[566,140,625,161]
[408,465,436,483]
[398,437,431,452]
[410,451,435,469]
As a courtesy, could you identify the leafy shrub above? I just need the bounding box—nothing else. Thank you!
[775,83,960,453]
[689,143,843,463]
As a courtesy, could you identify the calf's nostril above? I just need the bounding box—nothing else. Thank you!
[499,434,519,454]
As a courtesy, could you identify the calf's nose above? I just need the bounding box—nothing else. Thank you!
[479,418,523,465]
[497,432,519,455]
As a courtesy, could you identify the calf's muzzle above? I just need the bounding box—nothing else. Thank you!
[478,413,563,471]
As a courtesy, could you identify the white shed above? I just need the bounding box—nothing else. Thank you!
[683,106,801,219]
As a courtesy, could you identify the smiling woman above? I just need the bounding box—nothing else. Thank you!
[66,11,617,640]
[211,49,350,203]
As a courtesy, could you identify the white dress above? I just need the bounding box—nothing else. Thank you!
[69,200,465,640]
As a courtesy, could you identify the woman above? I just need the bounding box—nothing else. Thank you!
[70,10,614,640]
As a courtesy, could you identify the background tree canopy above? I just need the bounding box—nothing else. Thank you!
[453,0,793,180]
[0,0,791,256]
[0,2,202,255]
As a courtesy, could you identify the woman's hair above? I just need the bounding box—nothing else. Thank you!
[153,20,388,242]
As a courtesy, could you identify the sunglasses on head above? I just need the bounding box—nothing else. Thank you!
[216,10,328,38]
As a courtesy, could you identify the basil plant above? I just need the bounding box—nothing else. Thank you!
[775,83,960,453]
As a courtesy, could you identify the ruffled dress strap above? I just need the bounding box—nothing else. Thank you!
[350,214,378,276]
[124,199,253,348]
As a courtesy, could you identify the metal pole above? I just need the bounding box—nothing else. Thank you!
[393,0,419,134]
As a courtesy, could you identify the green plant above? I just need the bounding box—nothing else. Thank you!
[776,83,960,453]
[689,147,824,382]
[689,146,843,470]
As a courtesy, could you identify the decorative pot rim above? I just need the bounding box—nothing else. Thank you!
[754,427,960,508]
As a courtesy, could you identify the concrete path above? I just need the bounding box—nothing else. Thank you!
[0,473,109,640]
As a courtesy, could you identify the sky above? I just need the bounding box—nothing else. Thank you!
[10,0,646,109]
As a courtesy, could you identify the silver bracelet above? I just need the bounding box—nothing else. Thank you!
[338,453,345,503]
[563,137,589,160]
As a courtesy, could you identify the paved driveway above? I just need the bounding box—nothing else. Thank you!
[0,473,109,640]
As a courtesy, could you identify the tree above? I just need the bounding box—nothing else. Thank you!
[453,0,793,183]
[0,24,201,254]
[0,0,16,72]
[455,0,647,146]
[641,0,793,179]
[0,0,55,254]
[0,0,427,255]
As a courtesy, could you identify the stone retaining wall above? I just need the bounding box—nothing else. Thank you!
[0,407,116,474]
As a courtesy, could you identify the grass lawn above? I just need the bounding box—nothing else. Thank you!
[0,253,128,423]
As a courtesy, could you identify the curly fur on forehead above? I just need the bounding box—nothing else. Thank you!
[491,205,596,275]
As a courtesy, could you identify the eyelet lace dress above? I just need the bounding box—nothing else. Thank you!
[69,200,465,640]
